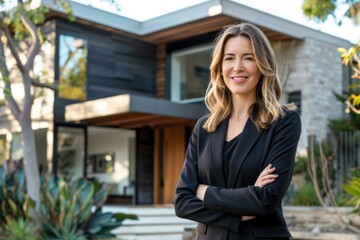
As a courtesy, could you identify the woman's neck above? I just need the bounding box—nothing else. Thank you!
[231,94,256,120]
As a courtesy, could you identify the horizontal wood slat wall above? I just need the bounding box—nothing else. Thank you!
[54,19,157,122]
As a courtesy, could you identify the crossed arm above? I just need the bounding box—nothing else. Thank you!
[196,163,278,221]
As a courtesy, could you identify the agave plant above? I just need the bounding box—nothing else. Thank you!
[0,167,36,225]
[3,218,41,240]
[40,176,137,239]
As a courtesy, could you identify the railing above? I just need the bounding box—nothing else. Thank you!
[330,131,360,196]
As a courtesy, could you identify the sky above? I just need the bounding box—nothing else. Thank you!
[74,0,360,44]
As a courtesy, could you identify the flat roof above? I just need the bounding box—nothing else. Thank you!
[42,0,352,47]
[65,94,205,128]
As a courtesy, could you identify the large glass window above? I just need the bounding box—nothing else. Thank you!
[58,34,88,101]
[57,127,85,180]
[171,44,212,103]
[87,127,136,199]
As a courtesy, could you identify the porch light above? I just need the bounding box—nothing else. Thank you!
[105,154,113,161]
[208,4,222,16]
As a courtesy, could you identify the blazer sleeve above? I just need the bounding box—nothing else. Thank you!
[203,110,301,216]
[174,118,242,233]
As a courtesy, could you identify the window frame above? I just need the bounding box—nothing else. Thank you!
[170,43,212,103]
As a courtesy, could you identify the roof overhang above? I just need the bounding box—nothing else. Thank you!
[65,94,205,128]
[42,0,352,47]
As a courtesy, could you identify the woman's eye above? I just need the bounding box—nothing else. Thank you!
[244,57,253,61]
[224,57,233,61]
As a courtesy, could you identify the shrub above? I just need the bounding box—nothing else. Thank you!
[342,169,360,214]
[0,166,137,239]
[290,182,321,206]
[3,218,41,240]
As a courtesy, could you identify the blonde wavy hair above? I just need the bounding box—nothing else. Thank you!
[203,22,295,132]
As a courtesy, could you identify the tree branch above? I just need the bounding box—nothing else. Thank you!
[1,26,26,73]
[31,78,57,90]
[345,100,360,114]
[0,32,22,121]
[17,0,41,70]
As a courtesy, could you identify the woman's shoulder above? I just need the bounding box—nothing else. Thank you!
[193,115,209,131]
[277,107,302,130]
[281,106,301,121]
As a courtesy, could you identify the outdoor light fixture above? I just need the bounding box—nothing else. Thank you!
[208,4,222,16]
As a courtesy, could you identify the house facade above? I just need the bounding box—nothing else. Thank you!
[0,0,352,205]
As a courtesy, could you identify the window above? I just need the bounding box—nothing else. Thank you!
[87,127,136,197]
[171,44,212,103]
[57,126,85,180]
[288,91,301,115]
[58,35,88,101]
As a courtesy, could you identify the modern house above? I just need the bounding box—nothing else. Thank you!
[0,0,353,206]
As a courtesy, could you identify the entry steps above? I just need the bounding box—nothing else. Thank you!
[102,205,196,240]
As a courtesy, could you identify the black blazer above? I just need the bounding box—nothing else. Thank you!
[174,110,301,240]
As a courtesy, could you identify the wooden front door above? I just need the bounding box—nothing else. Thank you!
[154,125,186,204]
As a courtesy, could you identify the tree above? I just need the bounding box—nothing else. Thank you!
[0,0,121,219]
[302,0,360,113]
[0,0,73,215]
[302,0,360,25]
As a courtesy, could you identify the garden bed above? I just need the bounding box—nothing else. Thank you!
[284,206,359,240]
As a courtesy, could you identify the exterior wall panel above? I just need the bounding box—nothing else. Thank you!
[54,19,157,122]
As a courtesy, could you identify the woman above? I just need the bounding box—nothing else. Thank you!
[174,23,301,239]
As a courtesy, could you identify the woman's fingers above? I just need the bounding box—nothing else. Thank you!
[255,164,278,188]
[241,216,256,221]
[259,164,276,176]
[256,174,278,187]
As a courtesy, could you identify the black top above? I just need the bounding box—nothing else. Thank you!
[224,133,242,181]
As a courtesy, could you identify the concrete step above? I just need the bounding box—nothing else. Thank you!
[102,205,196,240]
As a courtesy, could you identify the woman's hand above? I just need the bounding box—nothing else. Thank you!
[196,184,209,201]
[242,164,278,221]
[241,216,255,221]
[254,164,278,188]
[197,165,277,221]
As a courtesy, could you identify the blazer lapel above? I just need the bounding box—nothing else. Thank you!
[209,119,228,187]
[227,117,262,188]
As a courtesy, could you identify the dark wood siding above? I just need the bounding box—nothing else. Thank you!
[54,19,157,122]
[135,127,154,205]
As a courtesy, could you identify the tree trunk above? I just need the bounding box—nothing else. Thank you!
[20,116,41,214]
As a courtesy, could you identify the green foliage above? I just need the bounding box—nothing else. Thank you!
[294,155,308,174]
[3,218,41,240]
[302,0,360,25]
[342,169,360,213]
[290,182,321,206]
[344,1,360,25]
[0,167,137,239]
[302,0,337,23]
[328,118,357,131]
[1,0,75,41]
[40,176,137,239]
[0,167,36,224]
[338,43,360,115]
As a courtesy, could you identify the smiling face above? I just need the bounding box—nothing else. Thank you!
[222,36,261,100]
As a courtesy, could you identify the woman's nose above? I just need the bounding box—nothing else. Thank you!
[233,60,244,71]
